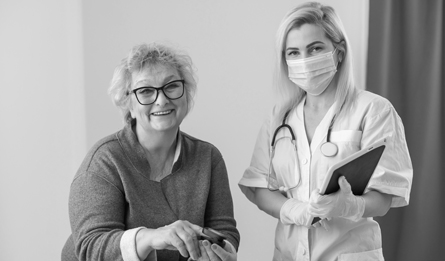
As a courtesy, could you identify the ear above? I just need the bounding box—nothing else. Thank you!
[338,50,344,63]
[128,99,136,118]
[337,41,346,63]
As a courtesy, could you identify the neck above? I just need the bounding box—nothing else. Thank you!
[305,79,337,111]
[135,125,178,181]
[135,125,178,158]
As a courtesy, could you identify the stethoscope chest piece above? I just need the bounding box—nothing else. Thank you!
[320,141,338,157]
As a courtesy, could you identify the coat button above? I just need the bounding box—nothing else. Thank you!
[302,158,308,165]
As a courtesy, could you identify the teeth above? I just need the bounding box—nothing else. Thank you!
[152,110,172,116]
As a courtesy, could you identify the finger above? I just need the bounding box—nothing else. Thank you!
[307,204,317,216]
[176,226,201,260]
[320,219,330,231]
[308,204,331,218]
[317,195,334,206]
[339,176,352,193]
[222,240,236,254]
[198,241,210,261]
[182,224,201,257]
[309,210,328,219]
[211,243,231,261]
[202,240,221,261]
[187,221,204,236]
[311,221,321,228]
[307,203,322,217]
[170,232,191,258]
[309,189,321,204]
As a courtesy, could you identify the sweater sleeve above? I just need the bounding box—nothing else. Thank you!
[69,171,126,261]
[204,153,240,251]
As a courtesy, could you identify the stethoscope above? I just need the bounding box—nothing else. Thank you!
[267,110,339,192]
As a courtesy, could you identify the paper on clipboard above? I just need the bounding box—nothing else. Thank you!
[308,137,387,226]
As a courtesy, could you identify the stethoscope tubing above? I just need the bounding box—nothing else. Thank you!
[267,109,338,192]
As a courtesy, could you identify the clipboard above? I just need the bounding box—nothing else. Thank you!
[309,137,387,225]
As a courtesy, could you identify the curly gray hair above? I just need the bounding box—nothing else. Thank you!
[108,43,198,123]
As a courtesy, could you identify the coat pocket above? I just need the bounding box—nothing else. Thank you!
[338,248,384,261]
[330,130,362,143]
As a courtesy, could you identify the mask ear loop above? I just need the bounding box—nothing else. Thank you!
[334,41,346,64]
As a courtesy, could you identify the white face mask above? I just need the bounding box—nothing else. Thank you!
[286,49,338,96]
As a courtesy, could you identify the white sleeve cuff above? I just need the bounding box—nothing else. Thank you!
[120,227,146,261]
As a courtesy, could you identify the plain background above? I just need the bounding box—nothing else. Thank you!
[0,0,368,260]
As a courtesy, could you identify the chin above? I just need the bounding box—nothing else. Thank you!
[151,122,179,132]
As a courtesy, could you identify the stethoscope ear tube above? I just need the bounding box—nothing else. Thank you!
[271,110,295,146]
[271,124,295,146]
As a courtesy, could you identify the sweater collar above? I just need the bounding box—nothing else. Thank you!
[117,119,183,177]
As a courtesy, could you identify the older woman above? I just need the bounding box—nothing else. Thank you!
[62,43,239,261]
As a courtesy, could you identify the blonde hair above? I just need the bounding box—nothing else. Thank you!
[273,2,357,127]
[108,43,198,123]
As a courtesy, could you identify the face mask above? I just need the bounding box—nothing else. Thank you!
[286,49,338,96]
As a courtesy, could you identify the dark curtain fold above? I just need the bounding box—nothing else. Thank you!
[367,0,445,260]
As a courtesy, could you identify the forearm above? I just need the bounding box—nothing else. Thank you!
[69,174,127,260]
[253,188,289,219]
[362,190,392,218]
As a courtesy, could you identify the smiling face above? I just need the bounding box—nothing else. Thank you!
[285,23,338,62]
[129,64,187,135]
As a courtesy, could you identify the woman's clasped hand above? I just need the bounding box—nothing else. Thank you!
[308,177,365,222]
[137,220,203,260]
[137,220,237,261]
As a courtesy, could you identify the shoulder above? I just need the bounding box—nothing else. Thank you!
[353,90,396,117]
[356,90,393,107]
[74,130,125,182]
[181,131,223,160]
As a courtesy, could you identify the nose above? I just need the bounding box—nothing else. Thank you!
[300,51,309,59]
[155,89,170,106]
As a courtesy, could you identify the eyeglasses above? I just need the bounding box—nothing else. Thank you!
[129,79,185,105]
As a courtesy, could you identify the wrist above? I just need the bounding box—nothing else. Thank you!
[279,198,293,224]
[344,196,365,222]
[136,228,154,260]
[280,198,310,227]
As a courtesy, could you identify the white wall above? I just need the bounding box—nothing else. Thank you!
[0,0,367,260]
[0,0,84,260]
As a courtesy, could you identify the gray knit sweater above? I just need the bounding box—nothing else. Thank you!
[62,121,240,261]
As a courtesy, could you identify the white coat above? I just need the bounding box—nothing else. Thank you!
[239,90,413,261]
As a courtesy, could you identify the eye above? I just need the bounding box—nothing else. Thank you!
[164,81,182,93]
[136,88,155,96]
[286,50,299,58]
[309,46,324,55]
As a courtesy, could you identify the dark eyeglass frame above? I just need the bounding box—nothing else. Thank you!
[129,79,185,105]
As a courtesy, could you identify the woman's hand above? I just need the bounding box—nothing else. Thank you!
[137,220,202,260]
[308,176,365,222]
[191,240,237,261]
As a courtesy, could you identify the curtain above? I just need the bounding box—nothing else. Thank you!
[367,0,445,260]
